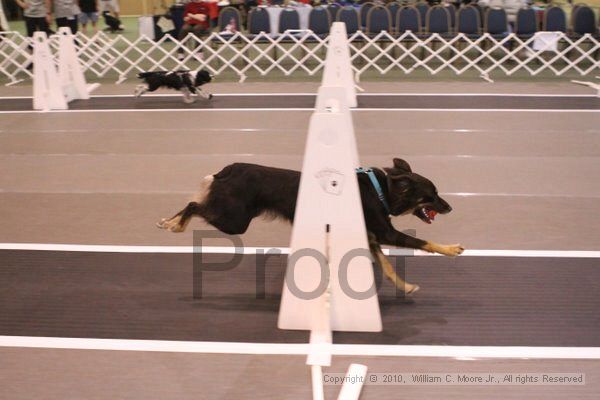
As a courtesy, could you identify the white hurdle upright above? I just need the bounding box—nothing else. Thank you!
[278,22,380,400]
[33,31,67,111]
[58,27,100,102]
[0,0,9,31]
[33,28,99,111]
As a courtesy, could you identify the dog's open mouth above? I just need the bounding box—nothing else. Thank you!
[416,207,437,224]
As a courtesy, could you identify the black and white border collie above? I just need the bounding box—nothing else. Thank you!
[134,70,213,103]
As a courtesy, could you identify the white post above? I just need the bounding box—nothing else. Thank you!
[278,21,379,400]
[337,364,368,400]
[571,79,600,98]
[33,32,67,111]
[58,27,99,102]
[0,0,9,31]
[278,85,382,333]
[321,23,357,108]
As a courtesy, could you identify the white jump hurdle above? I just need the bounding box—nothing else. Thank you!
[278,22,379,400]
[33,28,99,111]
[0,0,9,31]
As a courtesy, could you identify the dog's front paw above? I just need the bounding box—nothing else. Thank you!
[405,283,420,295]
[156,218,169,229]
[156,217,185,232]
[439,244,465,257]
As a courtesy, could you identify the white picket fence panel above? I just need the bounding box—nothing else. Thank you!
[0,30,598,84]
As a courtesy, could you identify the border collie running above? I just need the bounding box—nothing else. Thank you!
[157,159,465,294]
[134,70,213,103]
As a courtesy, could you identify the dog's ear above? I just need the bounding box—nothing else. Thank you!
[393,158,412,173]
[383,158,411,177]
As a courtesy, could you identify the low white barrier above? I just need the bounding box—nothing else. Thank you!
[0,30,598,84]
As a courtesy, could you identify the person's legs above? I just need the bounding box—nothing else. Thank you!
[37,17,50,34]
[25,17,50,36]
[79,13,89,34]
[192,25,208,37]
[55,17,77,34]
[178,23,194,41]
[177,23,194,59]
[90,12,99,33]
[69,18,79,34]
[23,17,50,70]
[111,0,120,19]
[24,16,37,37]
[192,25,208,59]
[55,17,68,30]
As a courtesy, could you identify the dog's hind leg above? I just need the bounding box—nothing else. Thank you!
[134,84,148,98]
[158,175,214,232]
[157,202,203,232]
[369,233,419,295]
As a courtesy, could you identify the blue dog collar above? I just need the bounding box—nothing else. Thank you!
[356,167,390,214]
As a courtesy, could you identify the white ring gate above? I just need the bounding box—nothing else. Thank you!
[0,30,598,84]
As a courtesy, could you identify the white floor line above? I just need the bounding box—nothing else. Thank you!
[0,93,596,99]
[0,336,598,359]
[355,109,599,113]
[0,108,598,115]
[0,243,598,258]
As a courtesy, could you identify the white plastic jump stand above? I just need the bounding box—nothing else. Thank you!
[0,1,9,31]
[33,32,67,111]
[321,22,357,107]
[58,27,99,101]
[337,364,368,400]
[278,86,382,334]
[278,28,381,399]
[571,78,600,98]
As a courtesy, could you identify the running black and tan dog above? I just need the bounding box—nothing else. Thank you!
[157,158,464,293]
[134,70,213,103]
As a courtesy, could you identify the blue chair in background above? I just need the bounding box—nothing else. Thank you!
[543,6,566,32]
[415,1,429,30]
[386,2,401,31]
[484,7,508,38]
[366,5,392,36]
[337,6,361,35]
[515,8,537,39]
[444,4,456,29]
[327,3,341,26]
[360,2,375,29]
[471,3,485,28]
[279,9,300,33]
[247,7,271,37]
[308,6,331,38]
[456,5,481,38]
[571,5,597,36]
[425,5,451,36]
[218,7,242,33]
[397,5,421,35]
